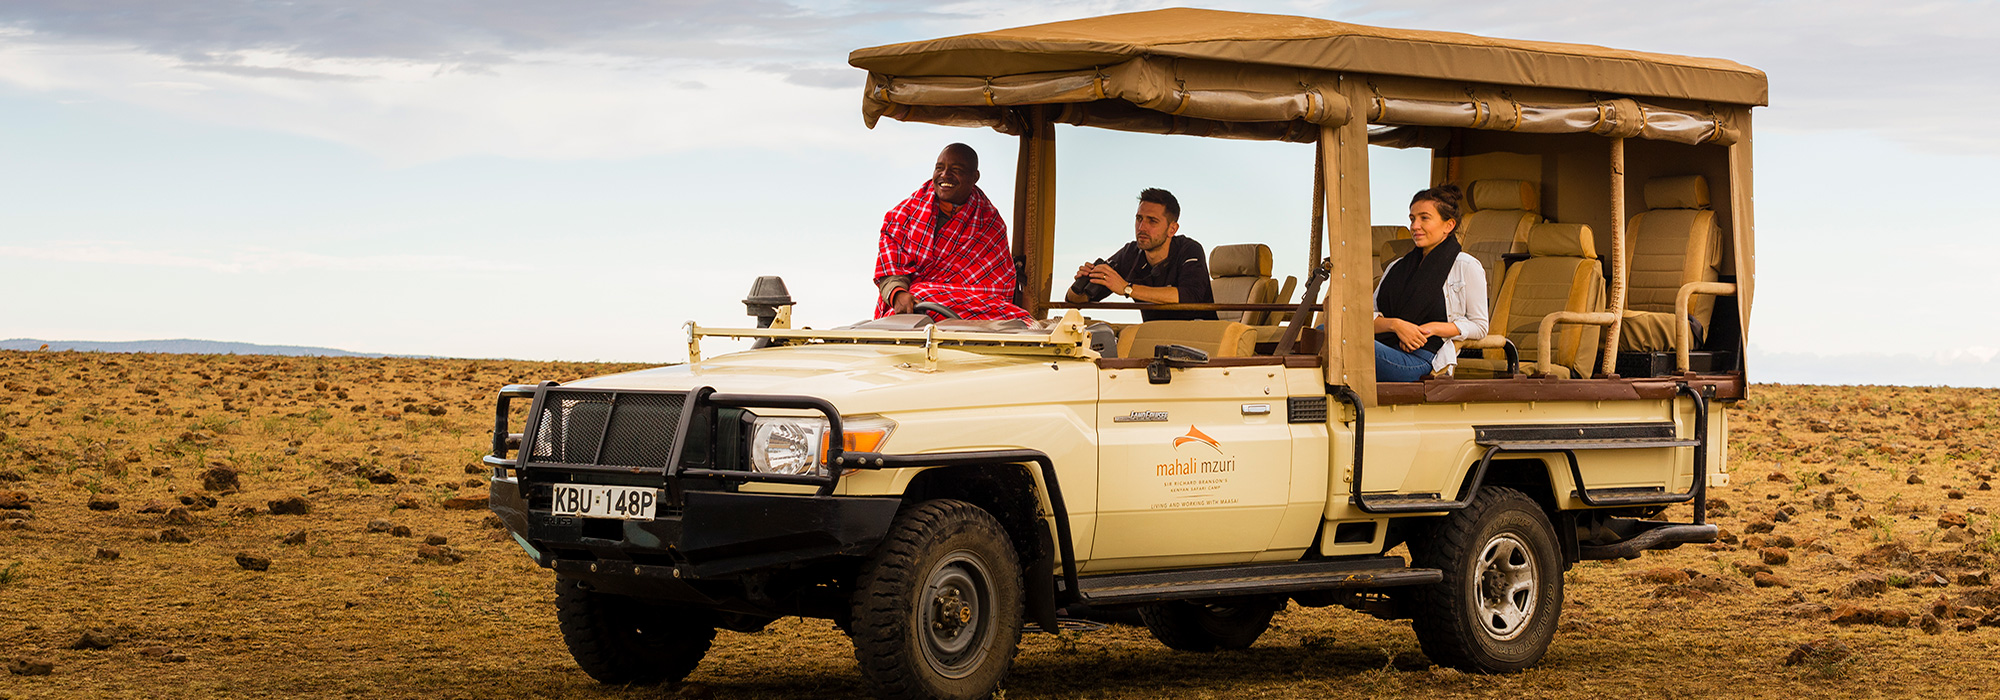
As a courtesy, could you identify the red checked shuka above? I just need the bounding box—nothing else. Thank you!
[872,181,1030,320]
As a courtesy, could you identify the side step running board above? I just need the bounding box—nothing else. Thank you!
[1074,556,1441,607]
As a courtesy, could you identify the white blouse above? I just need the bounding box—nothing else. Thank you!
[1373,252,1490,374]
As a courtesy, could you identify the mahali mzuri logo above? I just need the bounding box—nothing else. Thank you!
[1158,426,1236,475]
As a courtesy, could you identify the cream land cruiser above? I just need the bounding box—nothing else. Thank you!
[483,9,1762,700]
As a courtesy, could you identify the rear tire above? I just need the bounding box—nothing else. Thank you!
[554,578,716,685]
[1407,487,1563,672]
[851,500,1023,700]
[1138,598,1278,651]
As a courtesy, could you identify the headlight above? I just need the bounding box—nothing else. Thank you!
[747,415,895,476]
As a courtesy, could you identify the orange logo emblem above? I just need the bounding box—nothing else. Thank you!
[1172,426,1221,451]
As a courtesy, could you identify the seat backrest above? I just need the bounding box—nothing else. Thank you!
[1374,238,1417,288]
[1489,223,1606,378]
[1626,175,1722,327]
[1459,179,1542,306]
[1371,226,1411,287]
[1208,244,1278,325]
[1118,320,1255,359]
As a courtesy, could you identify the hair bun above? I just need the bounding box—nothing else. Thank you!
[1410,184,1466,224]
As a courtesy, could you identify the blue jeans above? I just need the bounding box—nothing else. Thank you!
[1376,341,1436,383]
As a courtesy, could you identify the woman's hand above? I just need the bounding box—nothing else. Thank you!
[1392,318,1431,352]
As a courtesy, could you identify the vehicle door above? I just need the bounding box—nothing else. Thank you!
[1087,361,1292,570]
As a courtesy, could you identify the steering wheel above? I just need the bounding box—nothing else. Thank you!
[912,301,962,320]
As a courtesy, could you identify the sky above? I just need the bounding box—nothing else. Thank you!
[1,0,1997,387]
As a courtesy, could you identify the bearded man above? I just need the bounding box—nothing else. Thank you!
[1064,188,1216,321]
[872,143,1030,321]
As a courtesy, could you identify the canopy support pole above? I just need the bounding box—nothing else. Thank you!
[1013,106,1058,319]
[1726,115,1756,386]
[1325,77,1376,403]
[1601,137,1628,377]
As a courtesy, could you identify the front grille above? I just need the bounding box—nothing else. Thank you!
[531,390,686,470]
[1289,396,1329,424]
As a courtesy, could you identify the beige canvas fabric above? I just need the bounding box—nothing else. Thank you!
[850,9,1766,104]
[1461,223,1604,378]
[1621,175,1722,352]
[1456,179,1541,306]
[853,9,1763,147]
[1209,244,1279,325]
[1118,320,1256,359]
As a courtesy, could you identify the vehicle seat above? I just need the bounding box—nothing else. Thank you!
[1459,179,1541,305]
[1375,238,1417,288]
[1208,244,1279,326]
[1371,226,1412,287]
[1620,175,1723,352]
[1118,320,1255,359]
[1459,223,1605,379]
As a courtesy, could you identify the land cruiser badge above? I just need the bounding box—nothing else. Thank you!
[1113,410,1169,423]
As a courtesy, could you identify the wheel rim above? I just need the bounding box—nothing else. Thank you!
[1474,533,1538,641]
[919,549,993,679]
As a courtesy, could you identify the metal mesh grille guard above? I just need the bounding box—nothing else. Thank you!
[529,390,688,473]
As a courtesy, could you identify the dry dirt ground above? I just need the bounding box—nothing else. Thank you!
[1,349,1997,699]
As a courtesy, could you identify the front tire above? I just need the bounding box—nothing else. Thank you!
[554,578,716,685]
[1408,487,1563,672]
[1138,598,1279,651]
[851,500,1023,700]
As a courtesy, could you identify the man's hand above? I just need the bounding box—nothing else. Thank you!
[1088,265,1130,295]
[1073,263,1094,281]
[891,289,915,315]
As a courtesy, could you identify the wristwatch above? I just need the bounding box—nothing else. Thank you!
[1123,284,1133,298]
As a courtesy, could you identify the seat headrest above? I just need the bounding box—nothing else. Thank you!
[1524,223,1597,259]
[1371,225,1411,247]
[1209,243,1272,278]
[1469,179,1539,213]
[1644,175,1711,210]
[1379,238,1416,261]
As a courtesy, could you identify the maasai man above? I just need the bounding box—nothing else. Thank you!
[872,143,1030,320]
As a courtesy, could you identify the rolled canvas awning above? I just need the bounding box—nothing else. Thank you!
[852,8,1765,145]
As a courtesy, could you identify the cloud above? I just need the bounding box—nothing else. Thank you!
[1315,0,2000,155]
[0,242,529,274]
[180,62,369,82]
[0,1,1994,160]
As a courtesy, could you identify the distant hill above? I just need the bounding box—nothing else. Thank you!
[0,338,432,359]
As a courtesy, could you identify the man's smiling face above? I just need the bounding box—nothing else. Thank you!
[933,145,979,205]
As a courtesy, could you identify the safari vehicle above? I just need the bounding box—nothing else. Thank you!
[483,9,1762,699]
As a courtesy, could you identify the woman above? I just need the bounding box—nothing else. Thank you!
[1373,185,1489,382]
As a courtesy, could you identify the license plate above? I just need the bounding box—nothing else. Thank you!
[550,484,661,521]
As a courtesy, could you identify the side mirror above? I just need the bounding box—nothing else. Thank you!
[1147,344,1209,384]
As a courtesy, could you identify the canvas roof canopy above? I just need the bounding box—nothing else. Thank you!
[851,8,1766,146]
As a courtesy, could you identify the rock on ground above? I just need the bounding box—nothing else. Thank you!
[4,657,54,676]
[1782,637,1852,666]
[416,544,465,564]
[266,495,311,515]
[200,466,240,493]
[235,552,272,571]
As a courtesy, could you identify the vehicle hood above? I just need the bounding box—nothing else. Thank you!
[563,343,1095,415]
